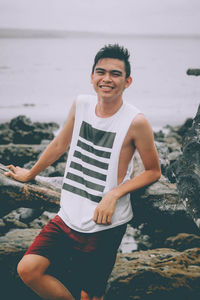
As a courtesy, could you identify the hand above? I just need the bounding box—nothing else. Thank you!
[5,165,34,182]
[93,191,118,225]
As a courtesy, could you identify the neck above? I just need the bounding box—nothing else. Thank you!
[95,98,123,118]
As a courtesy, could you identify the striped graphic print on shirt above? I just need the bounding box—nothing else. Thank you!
[62,121,116,203]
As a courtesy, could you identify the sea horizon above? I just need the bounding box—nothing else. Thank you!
[0,29,199,131]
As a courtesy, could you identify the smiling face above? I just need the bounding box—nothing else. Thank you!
[91,58,132,103]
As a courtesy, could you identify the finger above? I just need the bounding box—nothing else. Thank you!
[5,171,16,179]
[6,165,16,172]
[101,214,108,225]
[106,215,112,225]
[96,213,103,224]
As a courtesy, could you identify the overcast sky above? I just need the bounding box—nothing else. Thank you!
[0,0,200,35]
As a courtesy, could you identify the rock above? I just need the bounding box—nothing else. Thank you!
[0,128,14,144]
[106,248,200,300]
[131,149,200,249]
[118,224,138,253]
[0,144,45,166]
[34,121,59,132]
[29,211,56,229]
[177,118,193,138]
[3,210,28,230]
[165,233,200,251]
[187,68,200,76]
[166,105,200,225]
[50,162,66,177]
[19,207,43,224]
[12,129,54,144]
[130,175,199,249]
[9,115,35,132]
[155,141,170,175]
[0,115,59,145]
[0,218,6,235]
[0,228,41,300]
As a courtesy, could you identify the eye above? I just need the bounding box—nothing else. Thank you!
[95,69,105,75]
[111,72,122,77]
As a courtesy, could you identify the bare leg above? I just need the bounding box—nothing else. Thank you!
[17,254,74,300]
[80,290,104,300]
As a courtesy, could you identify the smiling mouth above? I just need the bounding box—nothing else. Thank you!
[99,85,114,91]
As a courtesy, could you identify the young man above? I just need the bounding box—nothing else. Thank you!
[5,44,161,300]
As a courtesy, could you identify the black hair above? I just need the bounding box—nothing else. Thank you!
[92,44,131,78]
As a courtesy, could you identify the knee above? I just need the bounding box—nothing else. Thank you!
[17,259,34,284]
[17,256,43,285]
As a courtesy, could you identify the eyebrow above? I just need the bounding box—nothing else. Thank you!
[95,68,123,75]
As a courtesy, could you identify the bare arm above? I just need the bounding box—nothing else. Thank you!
[93,114,161,225]
[5,101,76,182]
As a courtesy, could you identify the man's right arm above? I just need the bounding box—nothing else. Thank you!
[5,100,76,182]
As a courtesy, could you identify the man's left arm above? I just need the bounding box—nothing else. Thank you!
[93,114,161,225]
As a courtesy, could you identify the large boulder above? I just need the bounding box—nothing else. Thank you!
[166,105,200,225]
[106,247,200,300]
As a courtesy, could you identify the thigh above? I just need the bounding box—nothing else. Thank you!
[25,216,73,261]
[76,224,127,297]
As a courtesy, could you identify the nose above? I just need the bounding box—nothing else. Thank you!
[103,72,112,82]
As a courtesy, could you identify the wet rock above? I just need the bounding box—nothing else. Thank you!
[165,233,200,251]
[106,248,200,300]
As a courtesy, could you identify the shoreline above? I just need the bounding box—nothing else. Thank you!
[0,105,197,134]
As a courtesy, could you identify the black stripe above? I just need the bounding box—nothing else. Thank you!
[66,172,105,192]
[62,183,102,203]
[70,162,107,181]
[77,140,111,159]
[74,150,109,170]
[79,121,116,149]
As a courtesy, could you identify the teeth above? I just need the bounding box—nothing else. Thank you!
[100,85,113,89]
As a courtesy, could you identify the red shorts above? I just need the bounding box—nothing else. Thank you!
[25,215,127,298]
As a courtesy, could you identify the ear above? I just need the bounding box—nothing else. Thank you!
[90,73,94,84]
[125,76,132,89]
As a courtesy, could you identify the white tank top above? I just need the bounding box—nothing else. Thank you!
[58,95,140,233]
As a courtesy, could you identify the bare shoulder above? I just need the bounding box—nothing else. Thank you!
[130,113,154,140]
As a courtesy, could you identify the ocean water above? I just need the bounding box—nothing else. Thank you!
[0,33,199,131]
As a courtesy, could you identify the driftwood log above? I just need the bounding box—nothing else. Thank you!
[0,164,61,217]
